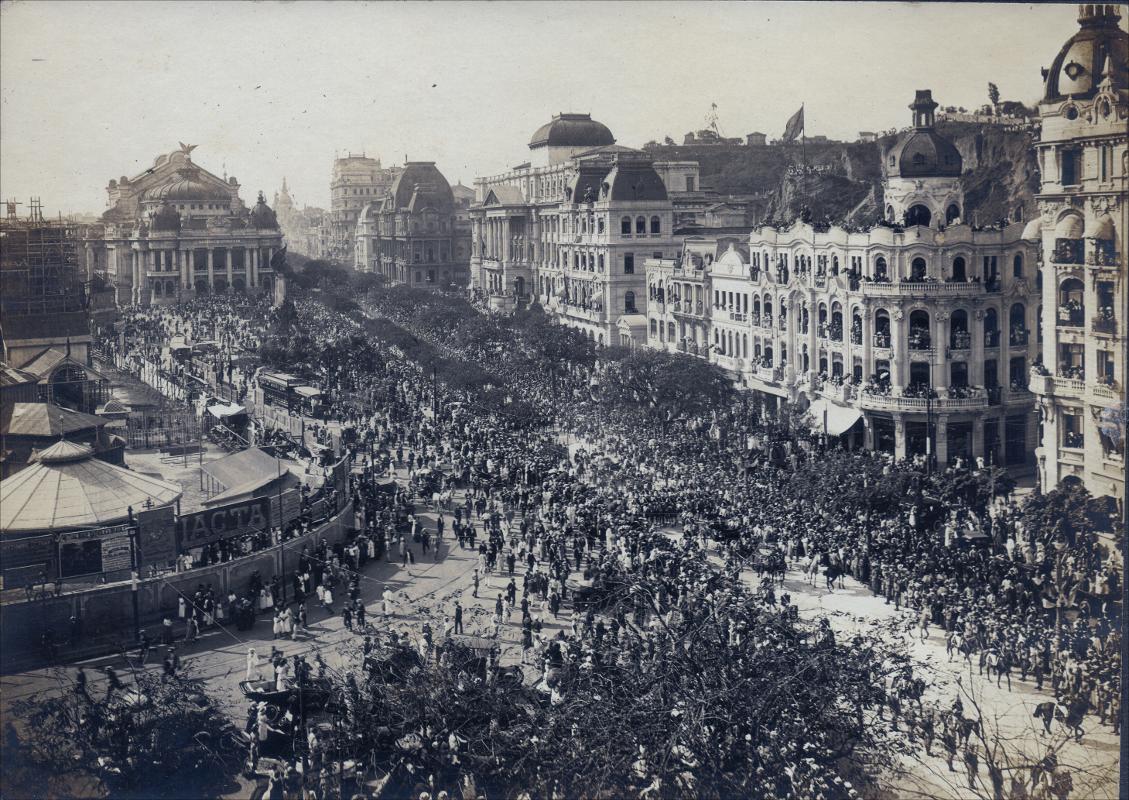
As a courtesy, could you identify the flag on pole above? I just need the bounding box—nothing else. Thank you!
[782,105,805,143]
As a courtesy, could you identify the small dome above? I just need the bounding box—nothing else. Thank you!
[1043,4,1128,102]
[389,162,454,213]
[530,113,615,149]
[151,201,181,233]
[889,130,963,178]
[33,440,94,464]
[1021,218,1043,241]
[145,168,230,204]
[250,191,279,229]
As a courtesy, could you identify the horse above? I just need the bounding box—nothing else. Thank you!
[824,564,846,592]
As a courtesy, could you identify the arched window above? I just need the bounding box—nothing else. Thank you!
[906,204,932,227]
[153,281,163,297]
[946,204,960,224]
[635,216,646,234]
[1012,253,1023,277]
[950,309,970,349]
[1009,303,1027,345]
[1058,278,1084,327]
[830,302,843,341]
[851,309,863,344]
[875,256,888,281]
[621,216,631,235]
[624,291,636,313]
[650,216,661,234]
[910,257,928,281]
[908,309,931,350]
[951,256,967,282]
[597,217,605,234]
[984,307,999,346]
[668,321,676,341]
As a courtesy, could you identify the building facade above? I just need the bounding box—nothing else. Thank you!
[275,177,329,259]
[1029,3,1127,502]
[470,113,686,344]
[328,154,400,263]
[353,162,470,289]
[90,144,283,305]
[646,92,1043,469]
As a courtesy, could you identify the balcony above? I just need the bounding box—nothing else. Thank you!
[728,311,748,323]
[673,301,705,318]
[949,331,972,352]
[984,330,1001,348]
[1088,243,1119,268]
[1031,370,1085,399]
[1057,306,1085,328]
[1093,315,1117,335]
[1009,329,1029,347]
[760,314,774,329]
[859,280,989,298]
[1091,381,1120,403]
[856,390,988,413]
[755,365,777,383]
[873,333,892,349]
[821,383,856,404]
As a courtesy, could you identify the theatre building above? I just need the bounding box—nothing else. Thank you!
[646,91,1042,469]
[89,144,284,305]
[1029,3,1126,503]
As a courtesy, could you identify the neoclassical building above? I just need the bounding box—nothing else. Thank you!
[328,154,401,262]
[646,92,1042,469]
[1029,3,1126,502]
[470,113,686,344]
[353,162,470,289]
[90,144,283,305]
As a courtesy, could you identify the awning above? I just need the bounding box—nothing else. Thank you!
[294,385,322,398]
[206,402,246,418]
[808,398,863,437]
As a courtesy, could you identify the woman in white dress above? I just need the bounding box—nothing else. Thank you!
[246,647,259,681]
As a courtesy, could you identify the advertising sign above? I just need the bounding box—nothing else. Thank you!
[177,497,271,550]
[58,524,132,543]
[100,536,133,572]
[137,505,177,566]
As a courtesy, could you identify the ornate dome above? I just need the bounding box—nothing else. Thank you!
[144,167,231,204]
[888,90,962,178]
[151,201,181,233]
[1043,4,1128,102]
[529,113,615,148]
[603,158,668,202]
[250,192,279,229]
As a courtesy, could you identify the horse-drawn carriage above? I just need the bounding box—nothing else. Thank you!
[438,634,524,689]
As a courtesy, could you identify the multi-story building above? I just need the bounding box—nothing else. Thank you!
[646,91,1043,469]
[1029,3,1126,502]
[353,162,470,289]
[470,113,686,344]
[90,144,283,305]
[275,178,330,260]
[328,154,400,262]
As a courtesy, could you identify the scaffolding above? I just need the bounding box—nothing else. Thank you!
[0,198,86,316]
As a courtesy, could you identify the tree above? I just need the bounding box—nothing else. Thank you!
[987,82,1000,108]
[4,668,240,799]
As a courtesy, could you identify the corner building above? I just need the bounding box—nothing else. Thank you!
[647,91,1042,470]
[470,113,686,345]
[1029,4,1127,502]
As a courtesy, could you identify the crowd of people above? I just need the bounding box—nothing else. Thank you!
[92,285,1121,798]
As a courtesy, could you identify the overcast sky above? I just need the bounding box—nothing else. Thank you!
[0,1,1105,215]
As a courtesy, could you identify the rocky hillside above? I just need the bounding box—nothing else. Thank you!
[645,121,1039,229]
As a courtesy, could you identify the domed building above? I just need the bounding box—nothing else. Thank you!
[883,90,965,228]
[1030,4,1127,503]
[354,162,470,289]
[89,144,284,305]
[471,112,690,345]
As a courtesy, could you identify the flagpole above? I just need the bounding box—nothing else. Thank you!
[801,103,807,169]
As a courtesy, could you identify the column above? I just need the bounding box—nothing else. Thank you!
[183,249,191,288]
[890,311,904,389]
[131,250,140,304]
[248,248,256,288]
[934,312,950,394]
[861,305,872,380]
[894,415,907,460]
[85,244,95,281]
[266,247,274,271]
[935,416,949,467]
[225,247,233,288]
[972,417,985,463]
[970,309,985,386]
[206,247,214,289]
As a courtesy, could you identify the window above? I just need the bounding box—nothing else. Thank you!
[653,252,662,260]
[951,256,967,282]
[624,254,635,274]
[598,218,605,234]
[1060,149,1081,186]
[650,319,657,338]
[636,216,646,234]
[650,216,661,234]
[1012,253,1023,277]
[910,257,927,281]
[1062,412,1084,449]
[623,291,636,314]
[621,216,631,235]
[685,176,695,192]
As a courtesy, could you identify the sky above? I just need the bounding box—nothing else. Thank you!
[0,1,1107,216]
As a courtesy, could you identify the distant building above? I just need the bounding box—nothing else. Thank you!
[91,144,283,304]
[354,162,470,289]
[683,129,743,146]
[858,132,878,143]
[746,132,767,147]
[274,178,329,259]
[1029,3,1126,503]
[470,113,687,345]
[328,154,401,262]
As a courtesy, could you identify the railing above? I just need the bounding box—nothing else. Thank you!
[1091,382,1120,401]
[873,333,892,348]
[729,311,747,322]
[1009,330,1029,347]
[749,314,761,327]
[861,281,987,297]
[1057,309,1085,328]
[761,314,774,329]
[857,392,988,412]
[756,365,776,382]
[1092,316,1117,335]
[821,383,856,403]
[1053,376,1086,396]
[984,330,1000,347]
[950,332,972,350]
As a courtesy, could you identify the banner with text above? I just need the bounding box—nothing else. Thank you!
[177,497,272,551]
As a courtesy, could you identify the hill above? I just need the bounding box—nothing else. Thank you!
[646,121,1039,229]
